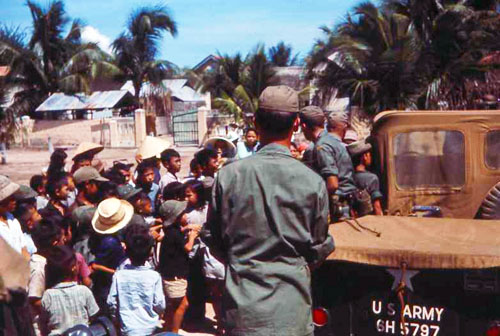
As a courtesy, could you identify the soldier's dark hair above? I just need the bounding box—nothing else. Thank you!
[161,149,180,162]
[255,108,297,136]
[124,223,154,265]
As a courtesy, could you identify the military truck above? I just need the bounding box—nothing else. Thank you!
[313,111,500,335]
[370,110,500,218]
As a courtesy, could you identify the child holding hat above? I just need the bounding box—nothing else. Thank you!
[158,200,200,333]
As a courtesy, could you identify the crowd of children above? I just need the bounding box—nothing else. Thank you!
[0,122,382,335]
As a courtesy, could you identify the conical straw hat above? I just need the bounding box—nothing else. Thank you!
[136,136,171,160]
[72,142,104,161]
[204,136,236,158]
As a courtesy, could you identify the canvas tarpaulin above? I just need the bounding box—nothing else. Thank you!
[327,216,500,269]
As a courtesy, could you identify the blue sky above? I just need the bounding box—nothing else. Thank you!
[1,0,361,68]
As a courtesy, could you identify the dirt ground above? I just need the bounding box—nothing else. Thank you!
[0,146,200,184]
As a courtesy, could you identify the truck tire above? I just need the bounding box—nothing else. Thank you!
[479,183,500,219]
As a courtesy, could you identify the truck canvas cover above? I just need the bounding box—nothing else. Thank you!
[327,216,500,269]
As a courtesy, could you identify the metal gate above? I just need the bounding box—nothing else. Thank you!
[172,109,198,146]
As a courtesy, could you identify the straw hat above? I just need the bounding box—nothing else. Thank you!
[347,140,372,157]
[0,175,20,203]
[92,198,134,234]
[136,136,171,160]
[203,137,236,158]
[72,142,104,161]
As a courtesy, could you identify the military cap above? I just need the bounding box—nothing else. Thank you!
[327,112,349,126]
[159,200,188,227]
[347,140,372,157]
[299,105,326,125]
[73,166,109,185]
[259,85,299,113]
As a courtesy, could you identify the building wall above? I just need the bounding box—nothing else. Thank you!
[30,120,103,147]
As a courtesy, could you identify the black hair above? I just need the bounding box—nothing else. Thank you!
[123,224,154,265]
[45,172,68,199]
[129,191,151,211]
[255,108,297,136]
[103,168,125,185]
[184,180,205,208]
[245,127,257,136]
[31,217,62,251]
[161,149,180,162]
[136,162,155,176]
[100,181,118,199]
[194,149,217,168]
[47,149,67,180]
[13,202,35,231]
[190,158,200,171]
[163,181,185,201]
[30,175,45,193]
[45,245,76,288]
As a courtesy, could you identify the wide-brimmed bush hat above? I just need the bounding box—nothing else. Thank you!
[92,198,134,234]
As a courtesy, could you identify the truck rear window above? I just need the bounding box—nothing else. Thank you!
[486,131,500,169]
[394,131,465,188]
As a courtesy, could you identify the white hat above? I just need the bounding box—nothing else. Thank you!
[136,136,171,160]
[92,198,134,234]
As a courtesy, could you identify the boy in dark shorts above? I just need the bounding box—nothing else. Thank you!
[158,200,200,333]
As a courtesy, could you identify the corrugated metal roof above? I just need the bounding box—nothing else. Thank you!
[36,90,132,112]
[121,79,205,102]
[35,93,87,112]
[86,90,131,109]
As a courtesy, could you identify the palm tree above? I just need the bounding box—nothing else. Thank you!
[307,2,424,114]
[112,5,178,103]
[244,45,276,99]
[268,41,299,66]
[384,0,500,109]
[0,1,111,119]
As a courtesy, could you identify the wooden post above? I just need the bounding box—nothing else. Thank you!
[197,107,208,146]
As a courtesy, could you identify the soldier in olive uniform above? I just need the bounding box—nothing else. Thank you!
[348,140,384,216]
[208,86,334,336]
[300,107,356,220]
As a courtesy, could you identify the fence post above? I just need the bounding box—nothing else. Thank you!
[134,109,147,148]
[109,119,119,148]
[197,107,208,146]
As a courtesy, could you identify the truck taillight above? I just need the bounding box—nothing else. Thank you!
[486,322,500,336]
[312,307,329,327]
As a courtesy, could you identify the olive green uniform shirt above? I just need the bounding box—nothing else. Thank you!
[208,143,334,336]
[313,131,357,196]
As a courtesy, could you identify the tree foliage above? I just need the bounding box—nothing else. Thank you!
[307,0,500,114]
[112,5,178,102]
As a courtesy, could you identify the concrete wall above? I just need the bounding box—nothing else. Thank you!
[30,119,103,147]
